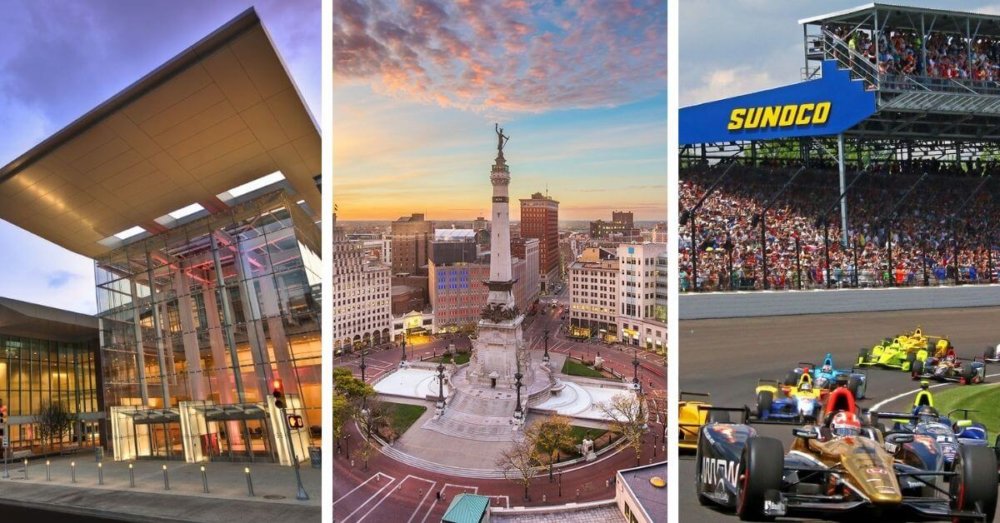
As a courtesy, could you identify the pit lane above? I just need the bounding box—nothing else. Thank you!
[678,305,1000,522]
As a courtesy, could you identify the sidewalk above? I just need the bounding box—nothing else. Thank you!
[0,453,320,522]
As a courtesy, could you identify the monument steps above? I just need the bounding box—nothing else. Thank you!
[379,444,510,479]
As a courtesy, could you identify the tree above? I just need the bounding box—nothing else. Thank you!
[35,402,76,451]
[495,436,539,501]
[525,415,574,482]
[334,367,374,402]
[355,396,391,441]
[333,394,350,453]
[352,437,377,471]
[597,393,647,466]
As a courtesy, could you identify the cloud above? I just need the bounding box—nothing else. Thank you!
[333,0,666,114]
[46,270,82,289]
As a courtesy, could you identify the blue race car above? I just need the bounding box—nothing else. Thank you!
[875,406,990,471]
[783,353,868,399]
[750,378,823,423]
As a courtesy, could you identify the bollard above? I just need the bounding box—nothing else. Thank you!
[162,464,170,490]
[71,461,76,483]
[128,463,135,488]
[45,460,50,482]
[22,459,27,480]
[605,478,609,488]
[98,462,104,485]
[575,488,579,500]
[201,465,209,493]
[244,467,255,497]
[542,494,546,503]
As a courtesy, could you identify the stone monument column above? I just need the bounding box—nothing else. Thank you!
[467,125,533,389]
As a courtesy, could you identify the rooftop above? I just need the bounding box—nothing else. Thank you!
[616,461,667,523]
[0,8,320,258]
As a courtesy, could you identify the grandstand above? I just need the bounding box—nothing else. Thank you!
[680,3,1000,293]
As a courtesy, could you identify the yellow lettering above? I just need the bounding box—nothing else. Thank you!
[778,105,797,126]
[813,101,831,124]
[795,103,815,125]
[743,108,762,129]
[728,108,746,130]
[760,106,781,128]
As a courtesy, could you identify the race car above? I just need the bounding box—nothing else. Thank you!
[875,406,991,472]
[751,375,823,423]
[679,391,712,451]
[783,353,867,399]
[983,343,1000,363]
[910,349,986,384]
[695,387,999,521]
[857,327,952,372]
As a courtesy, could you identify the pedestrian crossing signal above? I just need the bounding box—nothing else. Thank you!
[286,415,304,429]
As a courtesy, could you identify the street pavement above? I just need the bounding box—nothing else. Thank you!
[333,297,666,521]
[0,452,320,522]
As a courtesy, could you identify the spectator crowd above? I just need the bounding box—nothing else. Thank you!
[680,160,1000,292]
[826,23,1000,83]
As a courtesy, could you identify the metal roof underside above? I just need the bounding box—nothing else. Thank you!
[0,8,321,259]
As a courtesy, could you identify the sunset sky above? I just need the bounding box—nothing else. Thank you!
[333,0,667,222]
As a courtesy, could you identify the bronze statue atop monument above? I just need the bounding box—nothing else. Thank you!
[495,123,509,155]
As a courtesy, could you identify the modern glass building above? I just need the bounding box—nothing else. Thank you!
[0,298,103,453]
[0,9,322,465]
[98,191,321,462]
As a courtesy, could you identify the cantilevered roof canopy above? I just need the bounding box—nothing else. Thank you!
[0,297,98,343]
[0,8,320,259]
[800,3,1000,37]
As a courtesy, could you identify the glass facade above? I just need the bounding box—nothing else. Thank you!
[0,334,101,451]
[96,191,321,460]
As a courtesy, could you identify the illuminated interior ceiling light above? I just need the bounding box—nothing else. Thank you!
[113,226,146,240]
[218,171,286,200]
[168,203,204,220]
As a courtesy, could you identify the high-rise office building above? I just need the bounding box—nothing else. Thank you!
[519,192,560,291]
[391,213,434,276]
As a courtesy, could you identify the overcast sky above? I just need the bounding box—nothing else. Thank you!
[681,0,1000,106]
[333,0,668,222]
[0,0,319,314]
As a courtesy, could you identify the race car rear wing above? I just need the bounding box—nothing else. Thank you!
[680,391,711,401]
[696,405,750,424]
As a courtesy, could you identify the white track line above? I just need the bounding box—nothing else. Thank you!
[334,472,395,505]
[870,372,1000,411]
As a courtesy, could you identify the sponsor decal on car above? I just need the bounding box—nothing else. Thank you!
[702,457,738,487]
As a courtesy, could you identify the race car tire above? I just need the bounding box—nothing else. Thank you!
[985,347,994,362]
[847,375,864,399]
[857,348,867,365]
[911,360,923,380]
[756,391,773,421]
[736,437,784,521]
[951,445,998,523]
[695,436,713,506]
[782,370,799,387]
[903,352,915,372]
[961,364,976,386]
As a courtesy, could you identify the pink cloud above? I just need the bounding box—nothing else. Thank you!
[333,0,666,113]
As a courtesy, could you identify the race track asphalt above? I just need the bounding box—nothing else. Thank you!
[678,305,1000,522]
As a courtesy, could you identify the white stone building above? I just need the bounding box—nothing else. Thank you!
[616,243,667,354]
[568,247,620,340]
[333,226,392,354]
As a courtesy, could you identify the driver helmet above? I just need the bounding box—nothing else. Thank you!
[799,381,813,392]
[915,405,939,423]
[945,351,956,362]
[830,411,862,437]
[822,364,832,373]
[920,380,930,390]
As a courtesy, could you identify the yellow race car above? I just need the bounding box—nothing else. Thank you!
[856,327,952,371]
[678,391,730,450]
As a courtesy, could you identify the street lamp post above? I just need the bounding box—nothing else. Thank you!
[401,338,407,363]
[632,348,640,391]
[514,372,524,419]
[437,363,446,410]
[543,329,550,363]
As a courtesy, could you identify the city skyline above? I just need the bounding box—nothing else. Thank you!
[333,0,667,222]
[0,0,320,314]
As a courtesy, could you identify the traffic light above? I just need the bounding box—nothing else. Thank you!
[272,378,285,409]
[0,403,7,441]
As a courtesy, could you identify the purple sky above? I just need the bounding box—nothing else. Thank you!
[0,0,320,314]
